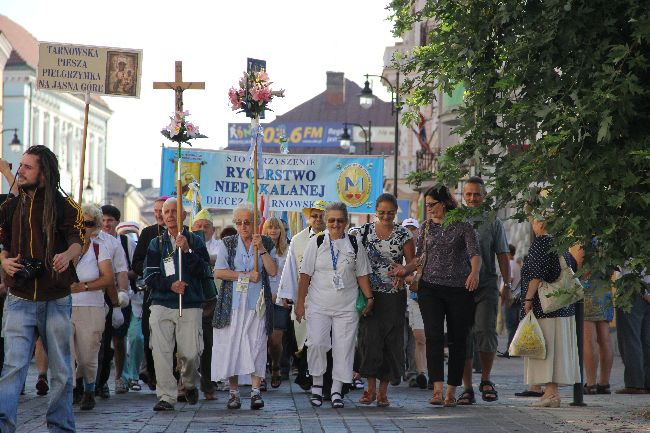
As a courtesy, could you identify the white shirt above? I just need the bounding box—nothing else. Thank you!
[300,231,371,312]
[269,250,287,296]
[277,227,316,302]
[206,239,221,259]
[97,231,129,274]
[72,240,111,307]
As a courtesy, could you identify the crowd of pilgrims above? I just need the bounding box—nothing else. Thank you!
[4,176,646,415]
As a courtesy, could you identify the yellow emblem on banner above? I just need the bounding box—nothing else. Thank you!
[336,163,371,208]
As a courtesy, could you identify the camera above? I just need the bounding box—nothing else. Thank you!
[13,257,45,287]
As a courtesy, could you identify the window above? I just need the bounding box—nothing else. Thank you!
[32,108,40,146]
[53,117,60,155]
[43,113,50,147]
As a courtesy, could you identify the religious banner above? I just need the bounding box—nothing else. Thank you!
[37,42,143,97]
[159,147,384,214]
[228,122,395,149]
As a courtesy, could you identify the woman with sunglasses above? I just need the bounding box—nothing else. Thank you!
[352,193,415,407]
[395,185,481,407]
[69,204,115,410]
[295,202,373,409]
[212,203,278,410]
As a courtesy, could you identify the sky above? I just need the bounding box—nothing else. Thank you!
[3,0,399,187]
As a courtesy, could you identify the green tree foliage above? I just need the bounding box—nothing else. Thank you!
[389,0,650,305]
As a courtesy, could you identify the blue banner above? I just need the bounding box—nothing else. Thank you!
[228,122,346,148]
[159,147,384,214]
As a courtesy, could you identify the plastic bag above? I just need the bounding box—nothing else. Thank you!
[508,311,546,359]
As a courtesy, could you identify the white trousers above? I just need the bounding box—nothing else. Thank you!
[149,306,203,405]
[306,307,358,384]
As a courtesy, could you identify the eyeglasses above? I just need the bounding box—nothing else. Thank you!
[234,220,252,226]
[310,214,323,220]
[425,201,440,208]
[327,218,347,224]
[83,220,96,228]
[376,211,396,217]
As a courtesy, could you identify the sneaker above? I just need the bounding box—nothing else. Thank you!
[186,388,199,405]
[80,391,96,410]
[96,383,110,399]
[153,399,175,411]
[36,375,49,396]
[227,394,241,409]
[250,393,264,410]
[115,377,129,394]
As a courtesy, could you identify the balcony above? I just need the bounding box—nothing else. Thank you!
[416,150,438,172]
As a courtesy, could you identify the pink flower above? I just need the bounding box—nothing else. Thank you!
[257,70,269,83]
[228,87,240,106]
[166,121,181,138]
[185,122,198,137]
[251,86,272,103]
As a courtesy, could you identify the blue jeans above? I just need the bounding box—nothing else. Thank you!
[123,315,144,382]
[0,294,75,433]
[616,295,650,389]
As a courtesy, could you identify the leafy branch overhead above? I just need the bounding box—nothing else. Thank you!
[388,0,650,305]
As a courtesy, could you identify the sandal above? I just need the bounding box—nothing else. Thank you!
[128,380,142,391]
[479,380,498,402]
[352,376,365,390]
[331,392,344,409]
[310,385,323,407]
[377,393,390,408]
[428,389,443,405]
[596,384,611,394]
[271,367,282,389]
[584,384,598,395]
[359,390,376,404]
[457,388,475,405]
[443,396,457,407]
[260,378,267,392]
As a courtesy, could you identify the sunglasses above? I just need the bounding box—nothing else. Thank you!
[83,220,96,228]
[327,218,347,224]
[310,214,323,220]
[234,220,252,226]
[425,201,440,208]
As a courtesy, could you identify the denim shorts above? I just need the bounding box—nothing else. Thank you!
[273,304,291,331]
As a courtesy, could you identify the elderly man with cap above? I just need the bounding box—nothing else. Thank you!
[191,208,219,400]
[277,199,327,389]
[132,196,167,389]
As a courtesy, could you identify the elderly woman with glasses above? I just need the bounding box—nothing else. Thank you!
[295,202,373,409]
[69,204,115,410]
[212,203,278,410]
[351,193,415,408]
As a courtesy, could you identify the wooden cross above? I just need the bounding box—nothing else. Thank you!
[153,61,205,114]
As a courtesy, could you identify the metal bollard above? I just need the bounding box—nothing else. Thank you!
[571,300,587,406]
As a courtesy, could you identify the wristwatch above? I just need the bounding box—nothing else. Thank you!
[187,248,193,254]
[84,283,89,291]
[504,282,512,289]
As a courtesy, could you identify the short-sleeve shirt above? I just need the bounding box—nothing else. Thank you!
[269,250,287,296]
[350,223,412,293]
[72,240,111,307]
[468,213,509,291]
[300,231,371,312]
[97,231,129,274]
[520,235,576,319]
[215,236,277,311]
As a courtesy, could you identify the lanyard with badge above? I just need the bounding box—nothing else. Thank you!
[236,246,253,292]
[162,237,176,277]
[330,236,345,290]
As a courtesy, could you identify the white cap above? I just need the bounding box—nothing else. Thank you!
[401,218,420,229]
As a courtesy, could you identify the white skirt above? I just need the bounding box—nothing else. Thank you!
[212,296,268,381]
[524,316,581,386]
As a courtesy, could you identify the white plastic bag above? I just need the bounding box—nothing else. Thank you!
[508,311,546,359]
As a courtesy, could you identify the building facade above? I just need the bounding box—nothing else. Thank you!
[0,15,111,202]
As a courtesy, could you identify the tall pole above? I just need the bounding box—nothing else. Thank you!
[252,117,259,272]
[176,144,183,317]
[77,91,90,204]
[393,71,400,198]
[367,120,372,155]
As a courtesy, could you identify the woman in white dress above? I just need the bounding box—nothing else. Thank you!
[295,202,373,409]
[212,203,278,410]
[262,217,289,389]
[70,204,114,410]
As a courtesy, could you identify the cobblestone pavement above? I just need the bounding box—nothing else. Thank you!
[12,336,650,433]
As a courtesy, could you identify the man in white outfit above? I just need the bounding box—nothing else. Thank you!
[277,200,327,388]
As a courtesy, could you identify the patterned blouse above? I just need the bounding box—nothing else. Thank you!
[519,235,576,319]
[416,221,480,288]
[350,223,413,294]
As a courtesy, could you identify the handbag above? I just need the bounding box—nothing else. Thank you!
[355,289,367,313]
[538,255,584,313]
[411,221,429,292]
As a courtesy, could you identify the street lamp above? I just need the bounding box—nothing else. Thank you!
[359,72,400,198]
[340,121,372,155]
[1,128,22,151]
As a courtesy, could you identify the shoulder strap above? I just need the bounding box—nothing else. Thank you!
[93,241,100,260]
[362,223,370,247]
[120,234,132,269]
[348,234,358,255]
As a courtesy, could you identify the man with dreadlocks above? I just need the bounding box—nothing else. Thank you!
[0,145,84,433]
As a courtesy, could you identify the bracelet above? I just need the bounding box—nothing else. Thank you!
[84,283,89,291]
[260,251,267,256]
[524,298,534,302]
[366,296,374,301]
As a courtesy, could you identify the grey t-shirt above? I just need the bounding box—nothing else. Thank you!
[468,212,509,293]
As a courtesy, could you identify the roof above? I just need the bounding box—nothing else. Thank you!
[0,14,111,111]
[273,79,393,125]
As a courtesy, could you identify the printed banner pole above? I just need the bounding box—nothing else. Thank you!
[77,91,90,203]
[252,117,259,273]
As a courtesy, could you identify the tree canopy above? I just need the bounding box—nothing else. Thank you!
[389,0,650,305]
